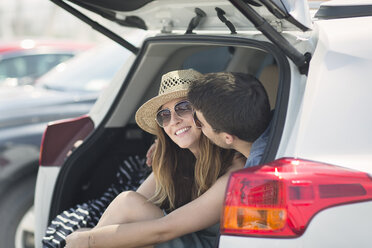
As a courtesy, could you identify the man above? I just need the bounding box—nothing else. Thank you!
[188,72,271,167]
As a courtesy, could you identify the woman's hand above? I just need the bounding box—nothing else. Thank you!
[231,152,245,169]
[146,139,158,167]
[65,231,90,248]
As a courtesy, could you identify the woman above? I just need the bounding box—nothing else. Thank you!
[65,69,244,248]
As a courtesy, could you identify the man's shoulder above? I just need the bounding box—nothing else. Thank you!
[244,124,271,168]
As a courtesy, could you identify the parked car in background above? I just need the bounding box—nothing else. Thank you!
[35,0,372,248]
[0,42,131,248]
[0,39,93,87]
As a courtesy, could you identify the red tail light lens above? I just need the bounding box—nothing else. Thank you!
[221,158,372,237]
[39,115,94,167]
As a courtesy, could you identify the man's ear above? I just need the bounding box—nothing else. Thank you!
[222,132,235,145]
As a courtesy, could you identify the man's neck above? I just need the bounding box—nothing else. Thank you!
[234,139,252,158]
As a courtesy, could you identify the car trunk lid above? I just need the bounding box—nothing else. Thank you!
[67,0,311,31]
[52,0,312,71]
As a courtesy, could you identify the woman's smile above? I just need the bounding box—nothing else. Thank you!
[175,126,191,136]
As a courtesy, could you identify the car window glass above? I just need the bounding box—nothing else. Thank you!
[36,44,131,93]
[31,54,74,78]
[0,54,74,80]
[0,56,27,79]
[182,47,233,73]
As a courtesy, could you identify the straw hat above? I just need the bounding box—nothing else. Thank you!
[135,69,202,134]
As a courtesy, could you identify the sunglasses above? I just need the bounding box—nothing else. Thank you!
[155,100,194,128]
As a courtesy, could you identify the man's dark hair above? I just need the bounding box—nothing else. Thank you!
[188,72,271,142]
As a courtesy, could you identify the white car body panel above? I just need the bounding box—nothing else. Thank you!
[34,167,61,248]
[89,54,137,126]
[282,17,372,173]
[220,201,372,248]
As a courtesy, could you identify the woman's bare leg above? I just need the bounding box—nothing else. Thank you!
[95,190,164,228]
[92,191,163,248]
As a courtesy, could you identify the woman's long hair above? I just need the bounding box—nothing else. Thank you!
[150,125,235,212]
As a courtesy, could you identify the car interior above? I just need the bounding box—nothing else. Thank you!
[49,36,289,221]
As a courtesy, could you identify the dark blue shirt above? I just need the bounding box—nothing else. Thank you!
[244,125,270,168]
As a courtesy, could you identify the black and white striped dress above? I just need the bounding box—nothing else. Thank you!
[42,155,150,248]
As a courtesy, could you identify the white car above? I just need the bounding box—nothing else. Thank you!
[35,0,372,247]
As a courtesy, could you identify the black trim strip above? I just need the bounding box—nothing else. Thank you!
[70,0,153,12]
[315,5,372,20]
[50,0,140,54]
[67,0,147,30]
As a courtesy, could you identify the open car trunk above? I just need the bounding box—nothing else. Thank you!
[48,35,291,222]
[35,1,372,247]
[37,1,317,246]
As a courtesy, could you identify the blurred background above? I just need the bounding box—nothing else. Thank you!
[0,1,141,248]
[0,1,325,248]
[0,0,101,41]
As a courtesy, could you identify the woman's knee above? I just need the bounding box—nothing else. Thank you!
[116,191,163,221]
[113,191,147,216]
[117,190,146,207]
[97,191,145,226]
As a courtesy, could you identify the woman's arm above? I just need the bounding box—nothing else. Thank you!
[66,170,237,248]
[136,172,156,199]
[136,142,158,199]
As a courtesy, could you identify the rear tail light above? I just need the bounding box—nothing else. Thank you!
[39,115,94,167]
[221,158,372,237]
